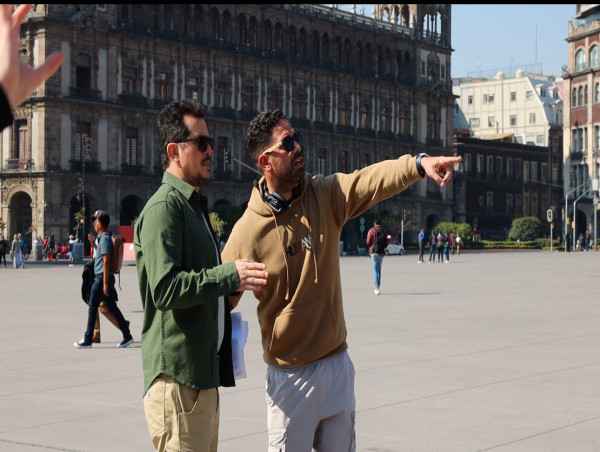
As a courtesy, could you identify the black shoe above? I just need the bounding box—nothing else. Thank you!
[117,337,134,348]
[73,338,92,348]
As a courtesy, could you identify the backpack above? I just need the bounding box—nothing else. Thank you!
[372,228,387,254]
[101,231,125,289]
[108,232,125,275]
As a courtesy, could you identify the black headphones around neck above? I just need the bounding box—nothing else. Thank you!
[255,181,299,214]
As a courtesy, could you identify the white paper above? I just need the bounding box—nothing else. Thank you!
[231,311,248,379]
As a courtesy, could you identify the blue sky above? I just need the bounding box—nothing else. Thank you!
[333,4,575,79]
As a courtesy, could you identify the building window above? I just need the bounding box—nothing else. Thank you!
[486,156,493,180]
[216,80,228,108]
[158,72,169,100]
[575,48,586,72]
[506,158,513,182]
[339,100,349,126]
[530,162,537,182]
[317,148,326,175]
[506,194,514,214]
[269,87,282,111]
[125,67,137,94]
[476,154,483,179]
[541,163,548,183]
[340,150,348,173]
[488,116,495,127]
[510,91,516,101]
[468,95,473,105]
[488,93,494,103]
[76,53,91,90]
[316,96,327,123]
[591,45,599,68]
[525,90,533,100]
[510,115,517,126]
[125,127,138,165]
[242,84,254,111]
[381,107,389,131]
[529,112,536,124]
[483,94,488,104]
[578,86,584,106]
[469,118,480,127]
[188,77,199,101]
[293,92,305,118]
[523,161,529,183]
[360,104,370,128]
[400,110,408,134]
[486,191,494,214]
[75,122,91,162]
[361,152,370,169]
[515,159,522,183]
[596,83,600,103]
[496,157,502,181]
[463,153,471,178]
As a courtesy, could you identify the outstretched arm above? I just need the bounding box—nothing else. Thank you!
[0,4,65,110]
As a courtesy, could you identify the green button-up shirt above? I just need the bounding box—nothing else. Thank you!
[134,171,239,394]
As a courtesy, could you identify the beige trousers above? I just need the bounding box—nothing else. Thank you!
[143,374,219,452]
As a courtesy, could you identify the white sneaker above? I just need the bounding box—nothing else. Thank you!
[374,288,380,295]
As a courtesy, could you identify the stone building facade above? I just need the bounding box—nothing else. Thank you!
[0,4,455,252]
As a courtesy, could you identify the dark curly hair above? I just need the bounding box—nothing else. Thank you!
[246,109,287,167]
[158,99,205,170]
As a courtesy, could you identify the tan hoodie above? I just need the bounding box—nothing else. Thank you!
[222,154,422,368]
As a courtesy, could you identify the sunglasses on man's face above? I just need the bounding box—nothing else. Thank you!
[178,135,215,152]
[261,132,303,156]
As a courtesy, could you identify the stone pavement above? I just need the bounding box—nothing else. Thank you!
[1,250,600,451]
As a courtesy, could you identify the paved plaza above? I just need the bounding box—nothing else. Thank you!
[1,249,600,451]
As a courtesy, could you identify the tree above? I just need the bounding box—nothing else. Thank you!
[73,207,85,239]
[209,212,226,242]
[508,216,542,241]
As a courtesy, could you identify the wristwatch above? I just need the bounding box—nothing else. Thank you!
[416,153,430,177]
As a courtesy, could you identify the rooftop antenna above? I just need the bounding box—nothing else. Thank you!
[535,23,538,66]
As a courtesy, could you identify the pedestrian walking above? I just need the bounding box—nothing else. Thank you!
[366,218,387,295]
[73,210,133,349]
[10,233,22,268]
[428,230,437,263]
[417,229,425,263]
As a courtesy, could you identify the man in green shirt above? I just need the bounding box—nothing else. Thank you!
[134,99,268,452]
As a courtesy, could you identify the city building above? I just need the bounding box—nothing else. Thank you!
[452,68,564,235]
[0,4,455,253]
[563,4,600,249]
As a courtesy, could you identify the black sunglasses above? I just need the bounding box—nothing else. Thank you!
[178,135,215,152]
[261,132,303,155]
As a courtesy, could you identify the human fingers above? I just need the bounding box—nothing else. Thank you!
[235,259,268,291]
[12,4,31,29]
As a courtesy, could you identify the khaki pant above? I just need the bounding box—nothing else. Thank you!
[91,301,120,343]
[144,374,219,452]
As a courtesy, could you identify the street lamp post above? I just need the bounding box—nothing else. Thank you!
[82,137,91,251]
[565,181,589,252]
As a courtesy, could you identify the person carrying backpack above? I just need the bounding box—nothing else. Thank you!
[73,210,133,348]
[366,218,387,295]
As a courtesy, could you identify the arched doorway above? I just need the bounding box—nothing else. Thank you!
[9,191,32,246]
[120,195,144,227]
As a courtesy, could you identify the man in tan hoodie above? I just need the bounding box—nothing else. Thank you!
[222,108,461,451]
